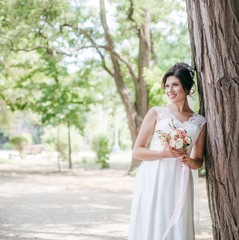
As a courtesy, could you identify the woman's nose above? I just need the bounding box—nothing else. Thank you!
[168,85,173,92]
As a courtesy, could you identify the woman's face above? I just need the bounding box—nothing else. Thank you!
[165,76,186,103]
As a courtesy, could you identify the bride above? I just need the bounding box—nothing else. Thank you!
[128,63,207,240]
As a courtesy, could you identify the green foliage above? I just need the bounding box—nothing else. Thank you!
[0,0,192,152]
[2,142,12,150]
[91,135,112,169]
[0,0,69,55]
[0,50,92,133]
[0,128,9,148]
[41,125,83,161]
[0,0,191,102]
[9,133,32,152]
[0,0,91,133]
[199,162,206,177]
[144,66,167,107]
[0,101,16,131]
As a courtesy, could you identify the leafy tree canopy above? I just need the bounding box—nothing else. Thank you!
[0,0,191,136]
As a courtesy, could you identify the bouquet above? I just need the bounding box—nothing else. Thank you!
[156,120,192,150]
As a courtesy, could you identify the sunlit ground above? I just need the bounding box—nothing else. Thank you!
[0,151,212,240]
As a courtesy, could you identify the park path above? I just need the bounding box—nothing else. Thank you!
[0,154,212,240]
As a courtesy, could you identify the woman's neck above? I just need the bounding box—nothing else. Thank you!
[168,101,192,113]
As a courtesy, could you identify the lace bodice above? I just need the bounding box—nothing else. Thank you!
[150,106,206,154]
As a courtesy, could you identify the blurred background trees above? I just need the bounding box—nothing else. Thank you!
[0,0,192,169]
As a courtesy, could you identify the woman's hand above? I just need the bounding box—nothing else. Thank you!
[178,153,192,168]
[179,153,204,170]
[163,147,186,158]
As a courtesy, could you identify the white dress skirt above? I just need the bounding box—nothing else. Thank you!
[128,106,206,240]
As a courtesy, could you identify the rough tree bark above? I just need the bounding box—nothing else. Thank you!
[99,0,151,171]
[186,1,239,239]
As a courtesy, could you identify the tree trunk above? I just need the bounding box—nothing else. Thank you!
[67,122,72,169]
[99,0,151,171]
[186,1,239,239]
[57,125,61,172]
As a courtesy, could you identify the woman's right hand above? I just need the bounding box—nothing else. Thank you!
[163,147,186,158]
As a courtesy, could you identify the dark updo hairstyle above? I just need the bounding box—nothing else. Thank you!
[162,62,195,95]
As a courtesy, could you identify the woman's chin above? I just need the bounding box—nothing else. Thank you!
[168,98,177,102]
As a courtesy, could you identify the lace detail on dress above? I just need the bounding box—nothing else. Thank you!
[152,106,206,130]
[151,106,172,120]
[151,106,165,116]
[189,114,207,130]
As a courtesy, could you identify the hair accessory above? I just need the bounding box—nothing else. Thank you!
[187,67,195,79]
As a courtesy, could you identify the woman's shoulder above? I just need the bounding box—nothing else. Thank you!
[150,106,167,114]
[192,112,207,129]
[149,106,169,120]
[194,112,206,121]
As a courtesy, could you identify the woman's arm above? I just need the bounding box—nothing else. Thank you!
[132,109,185,161]
[180,123,207,170]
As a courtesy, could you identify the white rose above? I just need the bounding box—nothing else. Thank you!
[185,136,191,144]
[170,138,184,149]
[175,138,184,149]
[169,139,176,148]
[171,130,178,136]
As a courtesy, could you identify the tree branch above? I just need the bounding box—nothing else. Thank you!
[60,23,79,31]
[127,0,139,30]
[74,45,109,51]
[99,0,138,142]
[2,36,45,52]
[98,50,114,77]
[78,28,114,77]
[113,51,138,86]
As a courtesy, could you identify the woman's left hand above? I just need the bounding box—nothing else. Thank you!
[179,153,192,168]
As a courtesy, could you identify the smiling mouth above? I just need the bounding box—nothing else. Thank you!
[168,94,177,98]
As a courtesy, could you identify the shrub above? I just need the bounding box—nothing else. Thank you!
[9,133,32,153]
[2,142,12,150]
[91,135,111,168]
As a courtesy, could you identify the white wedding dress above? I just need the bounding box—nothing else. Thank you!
[128,106,206,240]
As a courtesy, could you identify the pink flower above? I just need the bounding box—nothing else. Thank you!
[156,120,192,150]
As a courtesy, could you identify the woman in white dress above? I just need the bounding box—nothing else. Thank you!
[128,63,207,240]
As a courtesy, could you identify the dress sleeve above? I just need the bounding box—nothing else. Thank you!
[195,114,207,130]
[151,106,165,120]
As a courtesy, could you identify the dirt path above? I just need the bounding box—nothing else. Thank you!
[0,156,212,240]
